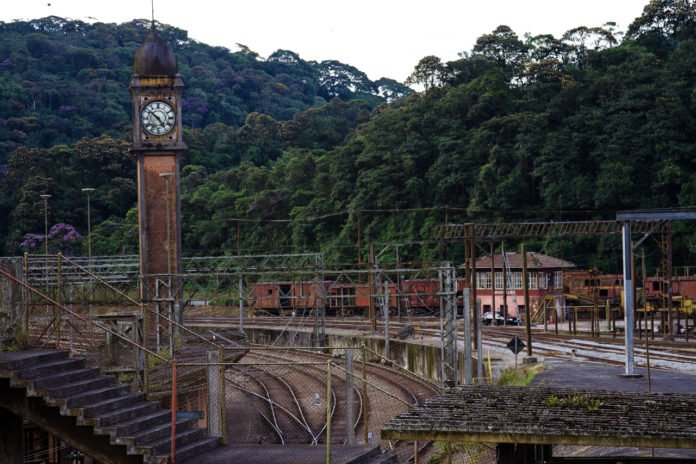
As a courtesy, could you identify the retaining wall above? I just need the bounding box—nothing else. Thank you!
[243,326,464,385]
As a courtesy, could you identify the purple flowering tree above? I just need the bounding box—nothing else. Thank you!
[19,223,83,256]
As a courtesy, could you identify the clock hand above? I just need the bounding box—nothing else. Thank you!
[149,110,165,125]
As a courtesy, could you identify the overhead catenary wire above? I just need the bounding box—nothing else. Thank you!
[223,206,621,224]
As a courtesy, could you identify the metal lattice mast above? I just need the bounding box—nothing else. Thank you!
[658,222,673,338]
[501,246,519,316]
[439,262,458,387]
[313,253,326,347]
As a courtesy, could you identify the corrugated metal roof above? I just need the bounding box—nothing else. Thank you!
[382,385,696,449]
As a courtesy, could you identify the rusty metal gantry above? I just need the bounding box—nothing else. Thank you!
[433,213,696,377]
[434,220,670,361]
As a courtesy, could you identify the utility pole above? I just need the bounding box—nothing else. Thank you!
[490,242,496,321]
[357,214,361,269]
[368,243,376,331]
[467,223,478,347]
[40,194,52,256]
[502,241,508,322]
[522,244,532,357]
[81,188,95,262]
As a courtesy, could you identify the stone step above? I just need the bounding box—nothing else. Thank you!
[66,384,129,408]
[82,392,146,417]
[112,409,170,435]
[134,417,196,447]
[0,349,68,371]
[148,427,206,455]
[17,358,85,380]
[0,349,220,464]
[33,367,101,389]
[45,375,116,398]
[164,436,219,463]
[99,403,163,429]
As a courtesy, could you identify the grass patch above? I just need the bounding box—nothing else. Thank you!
[547,393,602,411]
[1,327,29,352]
[496,364,544,386]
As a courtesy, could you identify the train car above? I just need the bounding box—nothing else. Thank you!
[247,281,286,313]
[247,277,467,317]
[246,270,696,318]
[247,280,327,315]
[402,278,440,315]
[326,282,368,316]
[643,276,695,313]
[563,270,623,306]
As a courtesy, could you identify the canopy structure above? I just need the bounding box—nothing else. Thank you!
[617,207,696,376]
[382,385,696,463]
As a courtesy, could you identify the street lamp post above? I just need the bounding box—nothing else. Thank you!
[40,194,51,255]
[39,194,53,342]
[81,188,95,263]
[82,188,95,334]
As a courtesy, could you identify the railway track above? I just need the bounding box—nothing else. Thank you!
[187,312,696,462]
[223,346,438,462]
[186,313,696,373]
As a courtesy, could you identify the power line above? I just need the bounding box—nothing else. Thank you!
[223,206,620,224]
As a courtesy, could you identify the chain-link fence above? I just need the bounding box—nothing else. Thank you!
[212,346,444,463]
[0,256,24,347]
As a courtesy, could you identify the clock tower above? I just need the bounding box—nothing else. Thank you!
[130,24,186,330]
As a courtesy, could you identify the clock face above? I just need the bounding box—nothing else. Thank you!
[141,101,175,136]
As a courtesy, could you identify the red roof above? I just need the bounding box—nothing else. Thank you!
[474,252,575,270]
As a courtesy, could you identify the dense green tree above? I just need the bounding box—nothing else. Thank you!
[472,26,529,80]
[3,4,696,272]
[0,16,390,165]
[406,56,447,90]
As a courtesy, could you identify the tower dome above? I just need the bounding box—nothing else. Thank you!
[133,25,177,76]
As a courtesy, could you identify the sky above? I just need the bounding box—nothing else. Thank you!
[1,0,650,82]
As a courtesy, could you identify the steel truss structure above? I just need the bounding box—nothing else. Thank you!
[438,263,458,387]
[7,253,458,356]
[432,220,667,241]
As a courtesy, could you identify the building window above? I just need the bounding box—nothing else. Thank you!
[477,272,491,289]
[528,272,537,290]
[555,271,563,289]
[538,272,547,289]
[512,272,523,289]
[495,272,504,289]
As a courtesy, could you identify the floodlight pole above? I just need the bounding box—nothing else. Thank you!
[621,221,636,376]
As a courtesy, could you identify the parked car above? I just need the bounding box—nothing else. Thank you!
[481,311,519,326]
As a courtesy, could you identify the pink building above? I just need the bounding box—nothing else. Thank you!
[470,252,575,317]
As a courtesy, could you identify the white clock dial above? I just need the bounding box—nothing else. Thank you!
[141,101,175,136]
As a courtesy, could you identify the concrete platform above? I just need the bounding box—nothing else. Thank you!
[188,444,392,464]
[532,360,696,460]
[532,359,696,393]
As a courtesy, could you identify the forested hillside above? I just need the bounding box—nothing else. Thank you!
[2,1,696,271]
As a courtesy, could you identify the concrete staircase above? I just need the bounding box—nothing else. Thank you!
[0,349,218,463]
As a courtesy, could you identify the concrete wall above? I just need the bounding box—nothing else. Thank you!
[243,326,448,384]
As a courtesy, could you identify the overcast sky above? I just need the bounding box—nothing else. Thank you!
[2,0,649,82]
